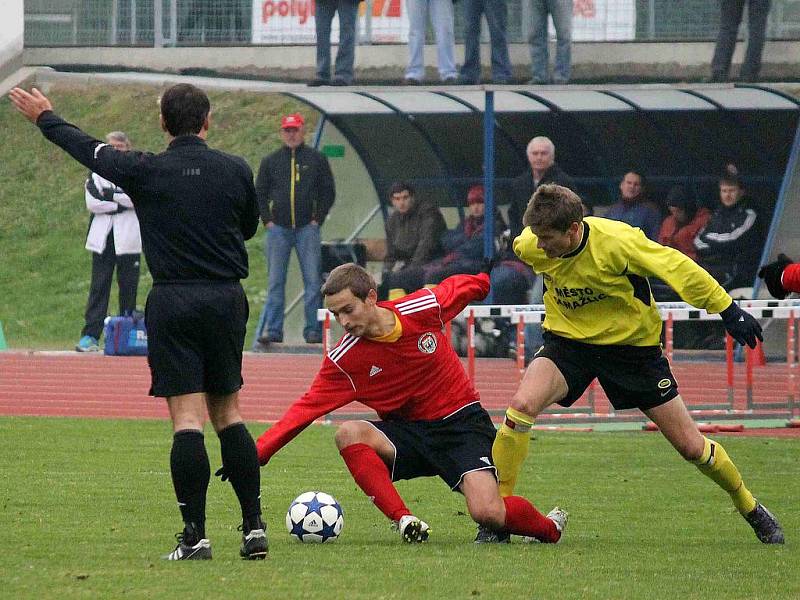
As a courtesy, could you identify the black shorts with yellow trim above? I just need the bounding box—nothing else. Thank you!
[536,332,679,411]
[370,402,497,491]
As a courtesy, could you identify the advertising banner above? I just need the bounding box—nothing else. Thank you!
[571,0,636,41]
[252,0,409,44]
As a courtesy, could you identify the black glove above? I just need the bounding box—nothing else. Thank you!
[720,302,763,349]
[480,254,501,275]
[758,254,793,300]
[480,230,511,274]
[214,466,229,482]
[102,187,115,202]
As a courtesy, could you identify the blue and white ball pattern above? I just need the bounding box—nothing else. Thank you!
[285,491,344,543]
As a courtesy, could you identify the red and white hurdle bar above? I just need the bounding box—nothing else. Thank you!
[319,299,800,415]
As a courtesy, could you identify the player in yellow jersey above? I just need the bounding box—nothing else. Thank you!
[484,183,783,544]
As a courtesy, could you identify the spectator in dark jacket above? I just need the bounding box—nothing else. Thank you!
[605,170,662,241]
[254,113,335,347]
[380,181,446,299]
[694,175,761,289]
[502,136,575,361]
[506,136,576,240]
[425,185,507,283]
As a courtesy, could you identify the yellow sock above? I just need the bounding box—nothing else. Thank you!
[388,288,405,301]
[492,407,535,497]
[693,437,757,515]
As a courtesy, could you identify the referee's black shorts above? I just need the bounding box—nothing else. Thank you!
[145,281,248,398]
[536,331,679,411]
[370,402,498,491]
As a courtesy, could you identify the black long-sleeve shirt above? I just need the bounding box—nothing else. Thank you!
[36,111,260,283]
[255,143,335,228]
[694,201,761,274]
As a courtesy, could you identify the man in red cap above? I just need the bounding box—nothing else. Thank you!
[253,113,336,349]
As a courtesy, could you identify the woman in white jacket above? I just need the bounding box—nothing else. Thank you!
[77,132,142,351]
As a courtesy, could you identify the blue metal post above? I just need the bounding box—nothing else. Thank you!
[483,90,495,259]
[312,114,327,149]
[753,114,800,297]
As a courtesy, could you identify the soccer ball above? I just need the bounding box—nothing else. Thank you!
[285,491,344,543]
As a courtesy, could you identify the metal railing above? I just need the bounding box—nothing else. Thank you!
[24,0,800,47]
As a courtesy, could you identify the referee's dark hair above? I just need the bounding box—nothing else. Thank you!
[321,263,376,301]
[524,183,584,233]
[159,84,211,137]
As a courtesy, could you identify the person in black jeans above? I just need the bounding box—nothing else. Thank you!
[9,84,266,561]
[77,131,141,352]
[710,0,772,82]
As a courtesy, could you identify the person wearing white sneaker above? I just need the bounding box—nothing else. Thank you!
[252,264,562,544]
[493,184,784,545]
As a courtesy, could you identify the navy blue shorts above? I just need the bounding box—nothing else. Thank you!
[370,403,497,491]
[536,332,679,411]
[145,281,248,397]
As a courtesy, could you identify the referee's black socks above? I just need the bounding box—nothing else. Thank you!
[170,429,210,541]
[218,422,263,532]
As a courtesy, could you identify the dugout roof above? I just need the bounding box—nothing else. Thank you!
[288,85,800,209]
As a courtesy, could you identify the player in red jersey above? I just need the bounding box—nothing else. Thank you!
[252,262,566,544]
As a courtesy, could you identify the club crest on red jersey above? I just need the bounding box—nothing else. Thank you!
[417,332,437,354]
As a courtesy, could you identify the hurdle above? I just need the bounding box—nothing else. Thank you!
[318,299,800,422]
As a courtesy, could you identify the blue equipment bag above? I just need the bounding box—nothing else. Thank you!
[103,313,148,356]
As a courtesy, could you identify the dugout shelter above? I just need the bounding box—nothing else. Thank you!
[289,85,800,280]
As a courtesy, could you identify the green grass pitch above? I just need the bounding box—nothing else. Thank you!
[0,417,797,599]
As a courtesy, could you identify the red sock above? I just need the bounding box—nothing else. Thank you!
[503,496,560,543]
[339,443,411,522]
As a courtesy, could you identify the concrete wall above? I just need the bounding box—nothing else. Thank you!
[0,0,24,82]
[24,40,800,83]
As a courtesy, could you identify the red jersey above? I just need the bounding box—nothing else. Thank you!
[256,273,490,464]
[657,208,711,261]
[783,263,800,293]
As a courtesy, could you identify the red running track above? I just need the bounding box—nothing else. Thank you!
[0,352,798,428]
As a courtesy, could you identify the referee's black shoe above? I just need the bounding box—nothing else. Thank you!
[745,503,785,544]
[163,525,212,560]
[240,521,269,559]
[474,524,510,544]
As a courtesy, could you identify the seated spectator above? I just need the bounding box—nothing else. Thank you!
[658,185,711,261]
[380,181,446,299]
[425,185,507,283]
[694,175,761,290]
[507,136,576,241]
[604,170,662,240]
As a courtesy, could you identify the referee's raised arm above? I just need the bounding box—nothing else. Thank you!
[9,87,144,187]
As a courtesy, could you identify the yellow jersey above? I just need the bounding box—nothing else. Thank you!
[513,217,732,346]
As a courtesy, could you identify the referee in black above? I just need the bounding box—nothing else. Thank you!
[10,84,267,561]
